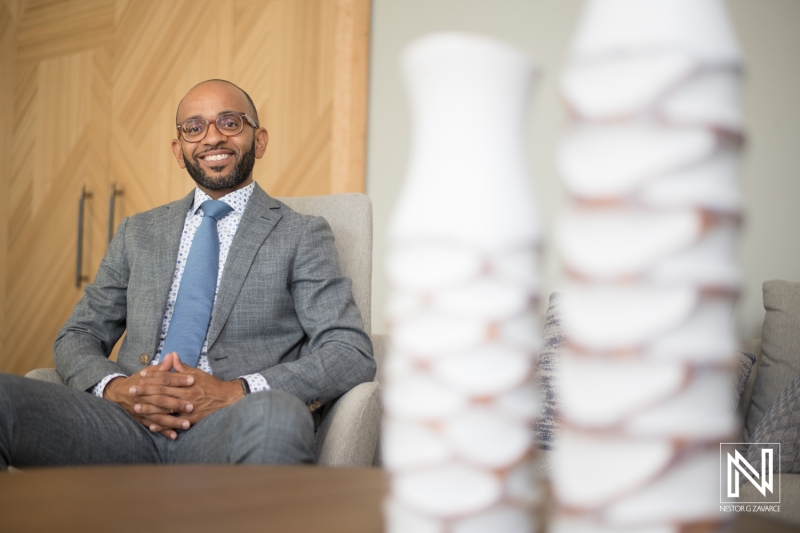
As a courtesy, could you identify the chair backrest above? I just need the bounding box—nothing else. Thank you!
[278,194,372,335]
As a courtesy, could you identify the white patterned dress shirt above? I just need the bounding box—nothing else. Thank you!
[93,183,269,397]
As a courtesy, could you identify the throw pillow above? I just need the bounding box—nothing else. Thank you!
[746,369,800,475]
[535,292,564,449]
[746,280,800,437]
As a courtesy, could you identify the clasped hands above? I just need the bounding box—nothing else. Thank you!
[103,352,245,440]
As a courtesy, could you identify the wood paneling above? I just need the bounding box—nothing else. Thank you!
[17,0,114,62]
[0,0,15,364]
[332,0,371,193]
[1,0,371,375]
[110,0,371,222]
[5,42,111,375]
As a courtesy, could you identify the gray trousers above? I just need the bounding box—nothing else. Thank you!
[0,373,316,468]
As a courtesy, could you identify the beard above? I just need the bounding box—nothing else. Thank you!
[183,139,256,191]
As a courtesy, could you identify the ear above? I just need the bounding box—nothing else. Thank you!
[171,138,187,169]
[254,128,269,159]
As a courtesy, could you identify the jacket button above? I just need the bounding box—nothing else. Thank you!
[140,353,149,365]
[308,400,322,412]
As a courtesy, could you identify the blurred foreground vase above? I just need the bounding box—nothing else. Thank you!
[553,0,744,531]
[383,33,543,533]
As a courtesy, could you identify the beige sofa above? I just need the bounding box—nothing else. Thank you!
[734,338,800,526]
[525,339,800,527]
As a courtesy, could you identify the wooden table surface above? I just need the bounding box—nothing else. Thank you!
[0,465,797,532]
[0,465,387,532]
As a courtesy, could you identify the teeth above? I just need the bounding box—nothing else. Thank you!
[204,153,230,162]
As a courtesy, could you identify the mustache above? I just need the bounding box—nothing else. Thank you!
[196,145,235,158]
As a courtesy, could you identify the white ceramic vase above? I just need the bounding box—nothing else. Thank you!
[552,1,744,531]
[383,33,542,533]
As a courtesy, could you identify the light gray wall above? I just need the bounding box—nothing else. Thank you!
[366,0,800,338]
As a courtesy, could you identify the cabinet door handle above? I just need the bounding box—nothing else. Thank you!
[76,185,92,287]
[108,181,123,243]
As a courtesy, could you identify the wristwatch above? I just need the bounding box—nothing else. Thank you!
[239,378,251,395]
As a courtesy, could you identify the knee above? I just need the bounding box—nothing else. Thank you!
[236,390,314,437]
[0,373,21,410]
[229,390,315,464]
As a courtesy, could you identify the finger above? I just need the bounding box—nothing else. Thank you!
[164,370,194,386]
[137,415,182,439]
[129,382,194,398]
[148,413,191,430]
[133,403,194,416]
[145,423,177,441]
[171,356,204,375]
[129,372,194,390]
[159,352,175,372]
[135,416,166,434]
[133,396,194,415]
[136,387,194,404]
[137,366,169,380]
[134,403,171,416]
[174,363,203,376]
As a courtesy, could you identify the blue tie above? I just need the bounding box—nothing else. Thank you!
[161,200,233,367]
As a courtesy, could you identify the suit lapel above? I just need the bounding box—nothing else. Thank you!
[206,183,282,349]
[146,190,195,356]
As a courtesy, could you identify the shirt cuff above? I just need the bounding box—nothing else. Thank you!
[92,373,126,398]
[240,373,269,393]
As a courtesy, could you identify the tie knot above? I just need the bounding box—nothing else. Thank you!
[199,200,233,221]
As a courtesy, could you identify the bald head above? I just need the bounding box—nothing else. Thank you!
[171,78,269,199]
[176,79,259,126]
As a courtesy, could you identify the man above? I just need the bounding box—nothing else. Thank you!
[0,80,375,467]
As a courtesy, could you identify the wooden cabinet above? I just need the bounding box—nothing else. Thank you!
[0,0,370,375]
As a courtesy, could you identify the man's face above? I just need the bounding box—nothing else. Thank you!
[172,81,268,195]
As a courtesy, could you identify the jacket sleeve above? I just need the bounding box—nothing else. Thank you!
[259,215,376,406]
[53,218,130,392]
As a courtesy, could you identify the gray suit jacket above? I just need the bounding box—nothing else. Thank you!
[54,183,375,408]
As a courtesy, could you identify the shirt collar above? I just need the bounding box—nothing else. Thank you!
[190,182,255,216]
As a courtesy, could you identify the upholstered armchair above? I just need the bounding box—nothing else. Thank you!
[26,193,383,468]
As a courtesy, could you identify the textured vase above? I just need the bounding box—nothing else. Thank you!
[552,0,744,531]
[383,33,542,533]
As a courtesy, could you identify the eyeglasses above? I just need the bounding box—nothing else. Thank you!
[176,112,258,142]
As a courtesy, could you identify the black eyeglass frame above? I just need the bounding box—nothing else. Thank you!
[176,112,259,143]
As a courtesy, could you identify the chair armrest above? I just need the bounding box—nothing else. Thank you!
[24,368,65,385]
[314,380,382,467]
[371,333,388,382]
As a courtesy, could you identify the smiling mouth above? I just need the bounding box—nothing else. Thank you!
[204,154,230,162]
[198,151,234,165]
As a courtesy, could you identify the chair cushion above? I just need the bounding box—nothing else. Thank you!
[746,280,800,437]
[747,369,800,476]
[739,473,800,527]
